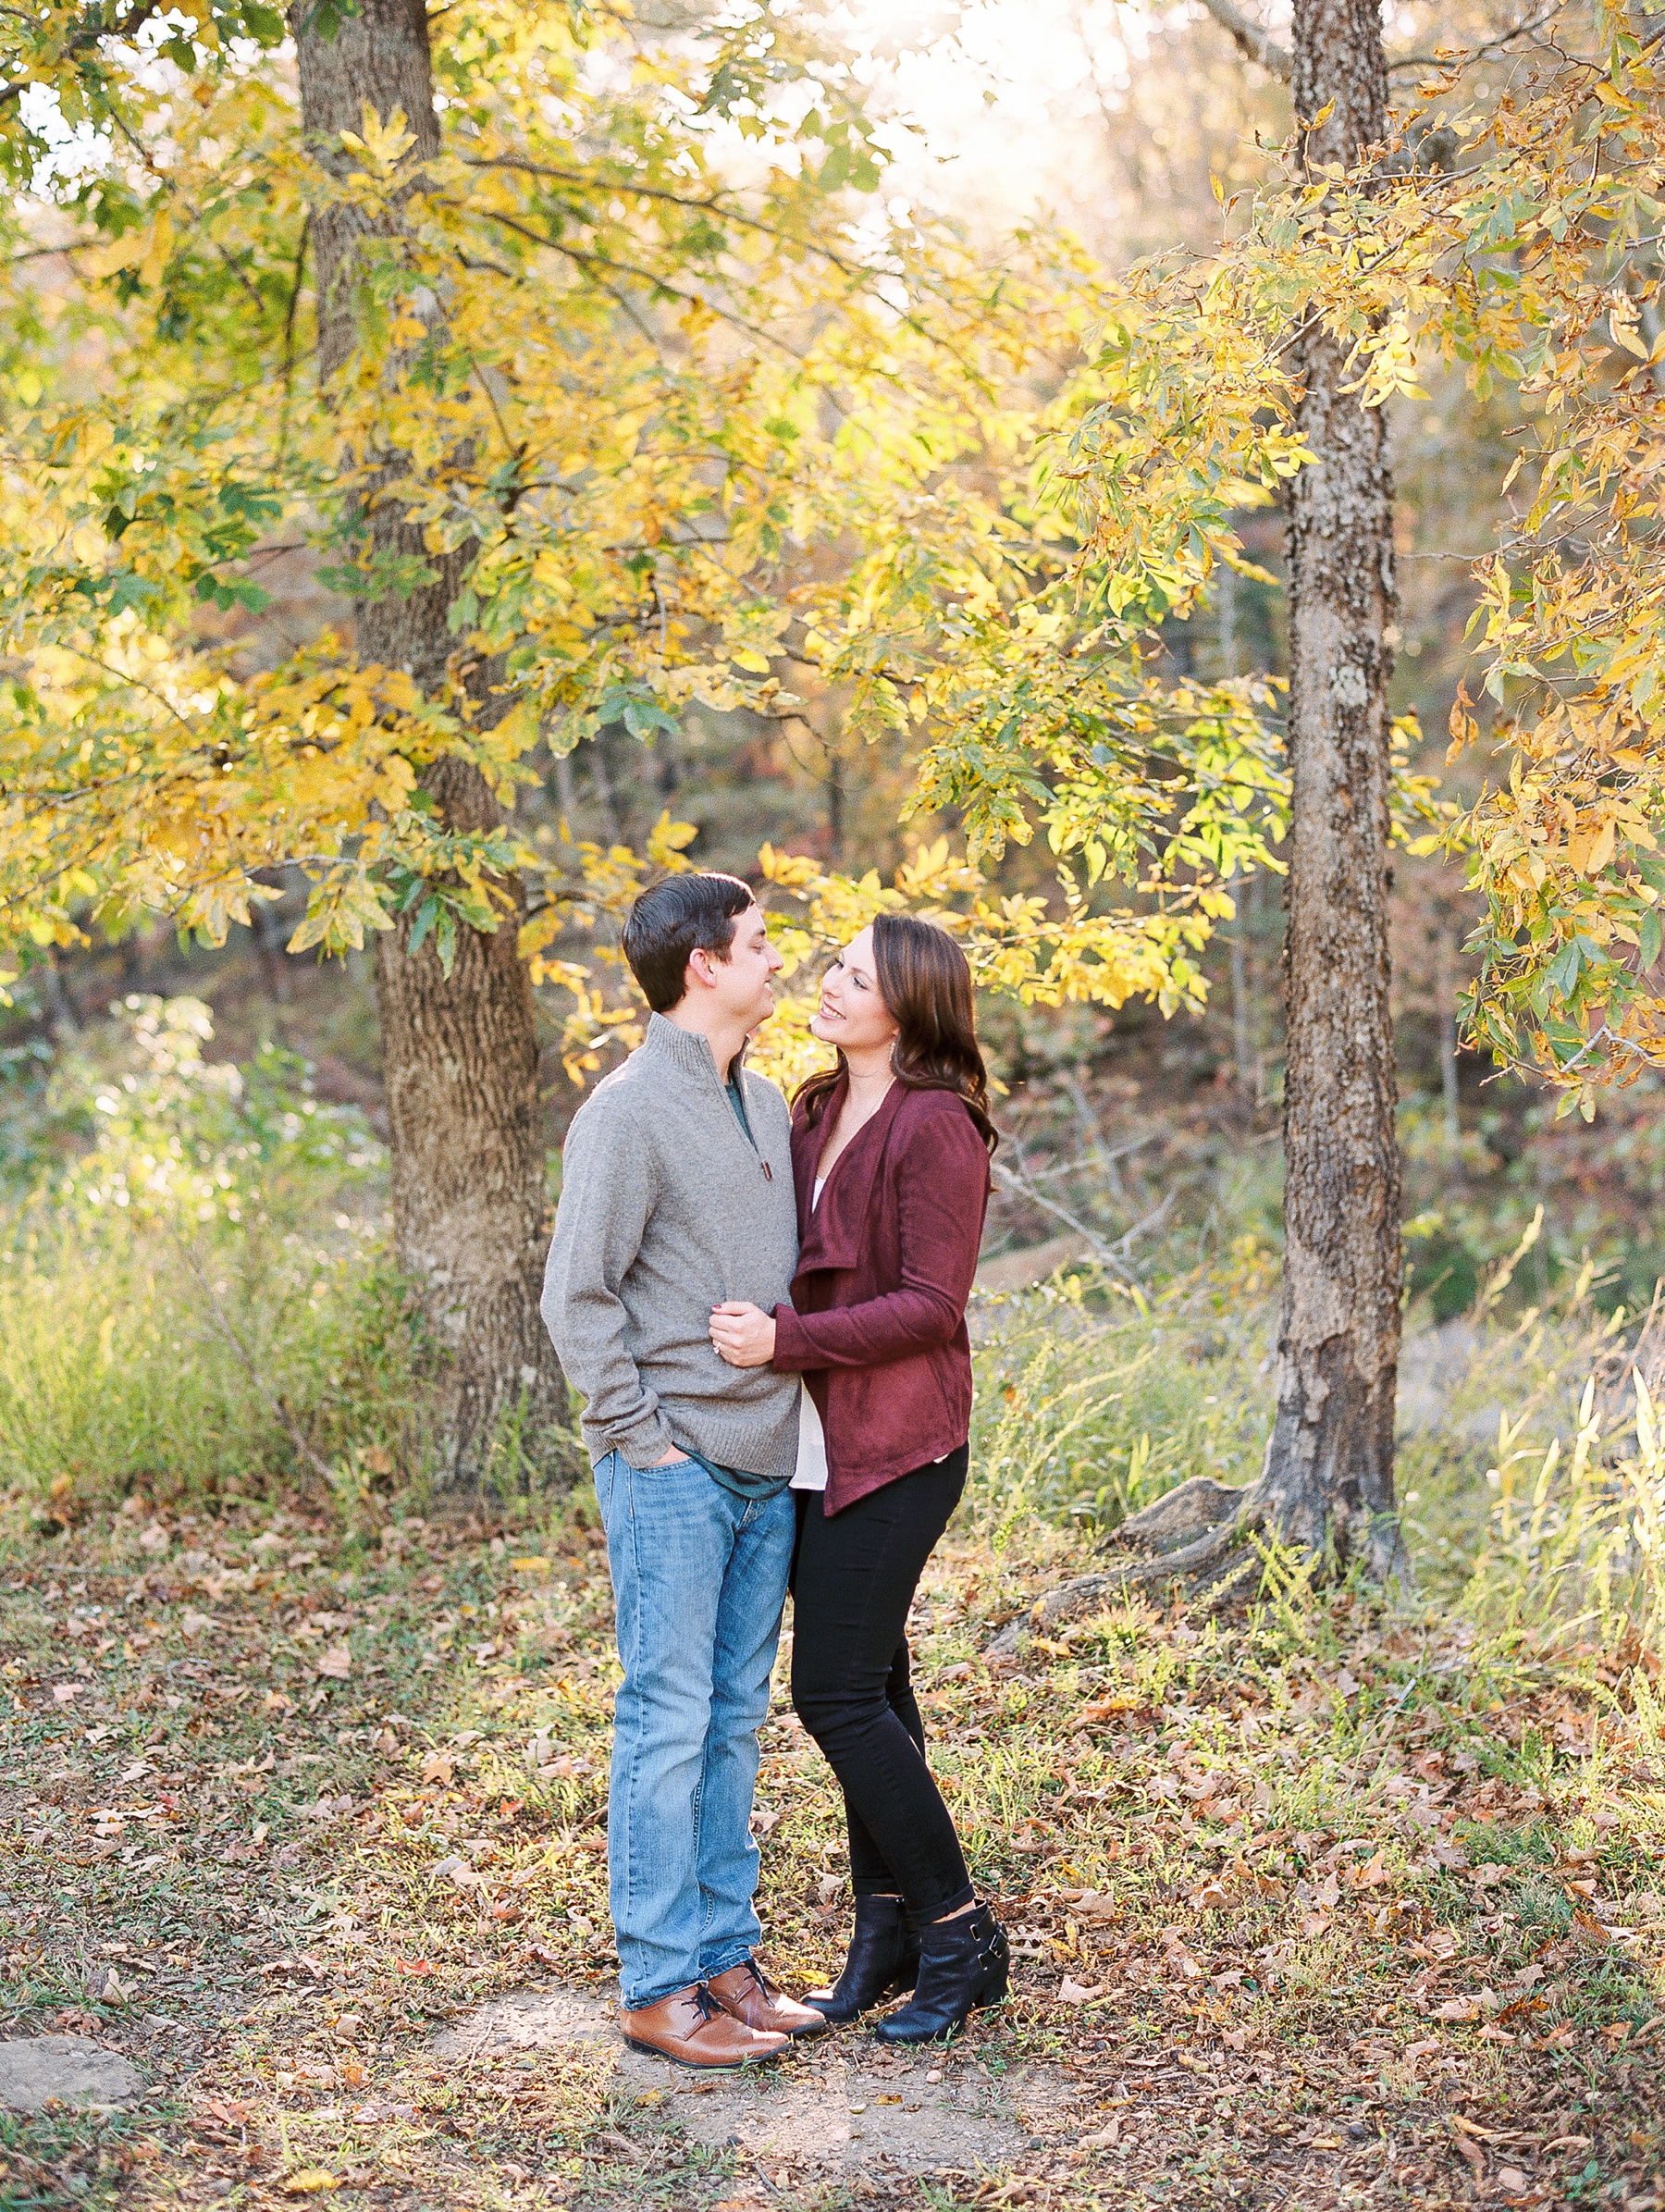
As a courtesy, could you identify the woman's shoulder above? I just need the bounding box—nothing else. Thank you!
[894,1079,975,1118]
[892,1082,989,1149]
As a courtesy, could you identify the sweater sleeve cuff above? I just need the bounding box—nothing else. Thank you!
[771,1304,814,1373]
[604,1413,676,1469]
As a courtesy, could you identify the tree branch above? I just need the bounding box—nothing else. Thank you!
[1196,0,1290,80]
[0,0,165,106]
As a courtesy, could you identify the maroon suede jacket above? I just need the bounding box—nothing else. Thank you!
[770,1076,992,1514]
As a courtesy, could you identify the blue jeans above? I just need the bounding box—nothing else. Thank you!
[591,1449,796,2010]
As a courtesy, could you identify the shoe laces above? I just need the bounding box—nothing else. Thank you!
[688,1984,729,2025]
[740,1959,779,1999]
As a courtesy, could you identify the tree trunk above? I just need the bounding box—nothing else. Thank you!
[1261,0,1404,1574]
[981,2,1410,1651]
[292,0,564,1478]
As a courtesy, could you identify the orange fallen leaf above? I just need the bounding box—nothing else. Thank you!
[1079,1696,1140,1724]
[282,2172,339,2196]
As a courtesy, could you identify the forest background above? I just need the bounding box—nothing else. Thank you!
[5,0,1659,1498]
[0,4,1663,2211]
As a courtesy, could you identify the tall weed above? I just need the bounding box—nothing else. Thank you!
[968,1245,1656,1637]
[0,1219,426,1515]
[1460,1370,1665,1657]
[0,995,423,1517]
[967,1267,1272,1544]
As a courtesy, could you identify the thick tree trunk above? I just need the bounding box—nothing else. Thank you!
[375,766,560,1477]
[292,0,564,1477]
[1262,0,1404,1574]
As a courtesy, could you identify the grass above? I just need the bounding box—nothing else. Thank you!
[0,1219,427,1516]
[0,1413,1661,2210]
[2,1010,1663,2207]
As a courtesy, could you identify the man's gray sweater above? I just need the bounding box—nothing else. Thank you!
[541,1012,800,1477]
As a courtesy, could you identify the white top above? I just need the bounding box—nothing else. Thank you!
[790,1176,829,1491]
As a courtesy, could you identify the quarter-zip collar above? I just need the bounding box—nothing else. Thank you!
[643,1011,772,1177]
[643,1008,737,1087]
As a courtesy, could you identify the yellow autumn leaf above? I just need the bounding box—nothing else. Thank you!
[138,211,174,293]
[80,233,148,279]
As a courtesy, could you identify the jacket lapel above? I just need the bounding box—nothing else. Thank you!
[795,1080,906,1276]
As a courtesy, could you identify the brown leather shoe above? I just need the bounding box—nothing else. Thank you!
[708,1959,831,2039]
[621,1983,789,2070]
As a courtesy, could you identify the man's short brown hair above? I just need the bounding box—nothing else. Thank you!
[622,873,755,1013]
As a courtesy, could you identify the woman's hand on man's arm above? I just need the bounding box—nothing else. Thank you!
[709,1301,778,1367]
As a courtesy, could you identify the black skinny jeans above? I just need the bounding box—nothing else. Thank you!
[789,1446,973,1922]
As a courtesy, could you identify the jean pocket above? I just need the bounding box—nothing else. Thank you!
[592,1450,621,1519]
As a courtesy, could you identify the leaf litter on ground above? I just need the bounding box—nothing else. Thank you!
[0,1486,1660,2211]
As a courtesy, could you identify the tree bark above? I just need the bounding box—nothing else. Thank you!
[1262,0,1404,1574]
[980,3,1410,1654]
[292,0,564,1478]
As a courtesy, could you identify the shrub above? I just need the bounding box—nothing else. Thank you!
[0,995,423,1516]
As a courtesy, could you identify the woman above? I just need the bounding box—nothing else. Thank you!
[709,913,1007,2044]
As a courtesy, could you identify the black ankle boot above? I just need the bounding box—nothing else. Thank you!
[804,1895,921,2025]
[872,1901,1009,2044]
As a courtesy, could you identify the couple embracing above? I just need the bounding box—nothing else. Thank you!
[541,871,1008,2070]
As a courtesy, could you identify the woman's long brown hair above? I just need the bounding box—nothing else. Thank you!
[795,912,998,1155]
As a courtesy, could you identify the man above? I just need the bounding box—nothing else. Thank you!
[541,872,826,2070]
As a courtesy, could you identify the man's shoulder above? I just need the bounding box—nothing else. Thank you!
[565,1052,658,1144]
[738,1064,790,1118]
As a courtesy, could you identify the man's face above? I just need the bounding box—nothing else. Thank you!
[697,902,783,1030]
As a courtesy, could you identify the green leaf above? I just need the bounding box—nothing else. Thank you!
[1644,905,1663,970]
[435,907,459,978]
[406,896,439,959]
[1545,939,1583,997]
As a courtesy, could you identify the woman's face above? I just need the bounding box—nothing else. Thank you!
[811,924,899,1057]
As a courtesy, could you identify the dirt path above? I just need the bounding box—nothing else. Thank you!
[434,1985,1071,2180]
[1,1508,1659,2209]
